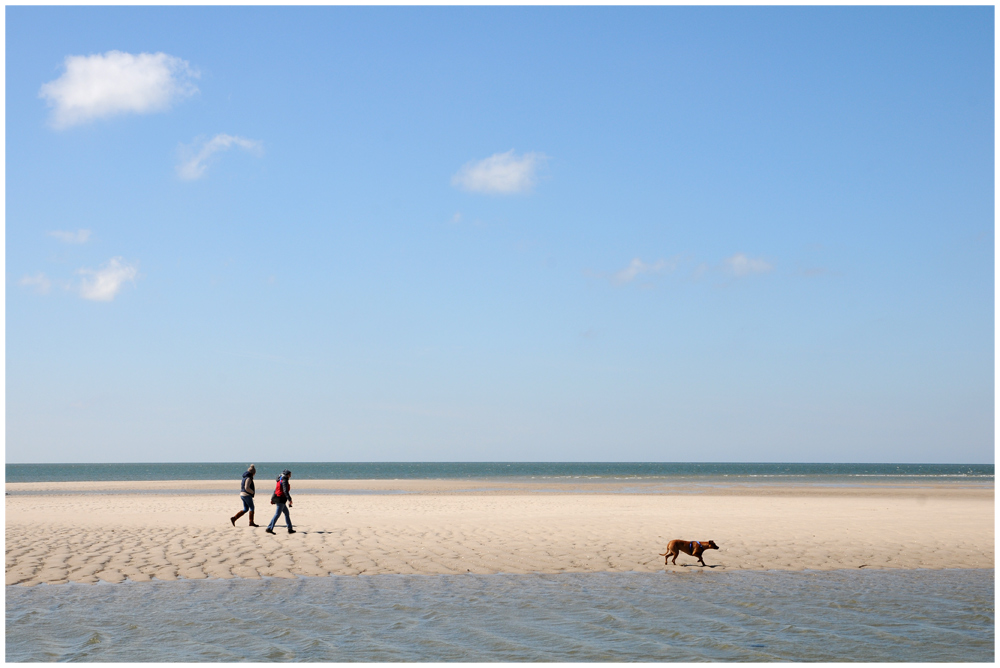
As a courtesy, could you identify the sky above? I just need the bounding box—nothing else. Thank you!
[6,6,994,464]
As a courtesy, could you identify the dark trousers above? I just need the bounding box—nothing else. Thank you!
[268,502,292,530]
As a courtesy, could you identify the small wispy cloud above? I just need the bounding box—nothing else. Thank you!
[47,229,91,244]
[725,253,773,277]
[177,133,263,180]
[451,150,547,194]
[77,257,138,301]
[588,252,776,287]
[39,51,198,129]
[448,211,487,228]
[611,257,675,286]
[18,273,52,294]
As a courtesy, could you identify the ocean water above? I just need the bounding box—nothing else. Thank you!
[6,570,993,662]
[6,461,994,484]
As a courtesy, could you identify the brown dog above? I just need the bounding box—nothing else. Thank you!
[660,539,719,566]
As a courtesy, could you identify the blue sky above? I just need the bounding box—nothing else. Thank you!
[6,7,994,463]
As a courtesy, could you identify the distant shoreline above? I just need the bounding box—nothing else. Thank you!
[5,476,995,497]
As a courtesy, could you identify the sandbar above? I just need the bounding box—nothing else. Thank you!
[5,479,993,586]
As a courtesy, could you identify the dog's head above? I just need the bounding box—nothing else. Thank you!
[704,540,719,550]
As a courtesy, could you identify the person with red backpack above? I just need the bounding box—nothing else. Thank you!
[266,469,295,534]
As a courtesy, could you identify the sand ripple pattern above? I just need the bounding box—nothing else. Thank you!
[7,482,994,586]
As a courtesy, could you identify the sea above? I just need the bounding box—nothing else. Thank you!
[5,460,994,484]
[6,462,995,662]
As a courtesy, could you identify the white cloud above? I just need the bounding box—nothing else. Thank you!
[39,51,198,129]
[725,253,773,277]
[177,134,263,180]
[451,150,547,194]
[18,273,52,294]
[47,229,91,244]
[612,257,673,286]
[77,257,138,301]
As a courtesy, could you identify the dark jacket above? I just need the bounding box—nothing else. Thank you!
[240,471,255,497]
[275,476,291,504]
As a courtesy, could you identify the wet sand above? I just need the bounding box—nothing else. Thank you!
[5,479,993,585]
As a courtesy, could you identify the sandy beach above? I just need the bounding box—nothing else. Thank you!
[5,480,993,586]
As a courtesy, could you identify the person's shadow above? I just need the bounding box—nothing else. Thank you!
[285,530,333,534]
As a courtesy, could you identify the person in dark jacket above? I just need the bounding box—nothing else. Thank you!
[230,464,259,527]
[266,469,295,534]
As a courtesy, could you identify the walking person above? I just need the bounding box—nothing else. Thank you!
[230,464,260,527]
[266,469,295,534]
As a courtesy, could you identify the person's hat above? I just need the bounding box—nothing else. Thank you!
[282,469,292,477]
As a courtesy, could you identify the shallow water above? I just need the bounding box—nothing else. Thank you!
[6,569,993,662]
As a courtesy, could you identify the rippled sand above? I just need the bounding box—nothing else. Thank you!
[5,480,993,586]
